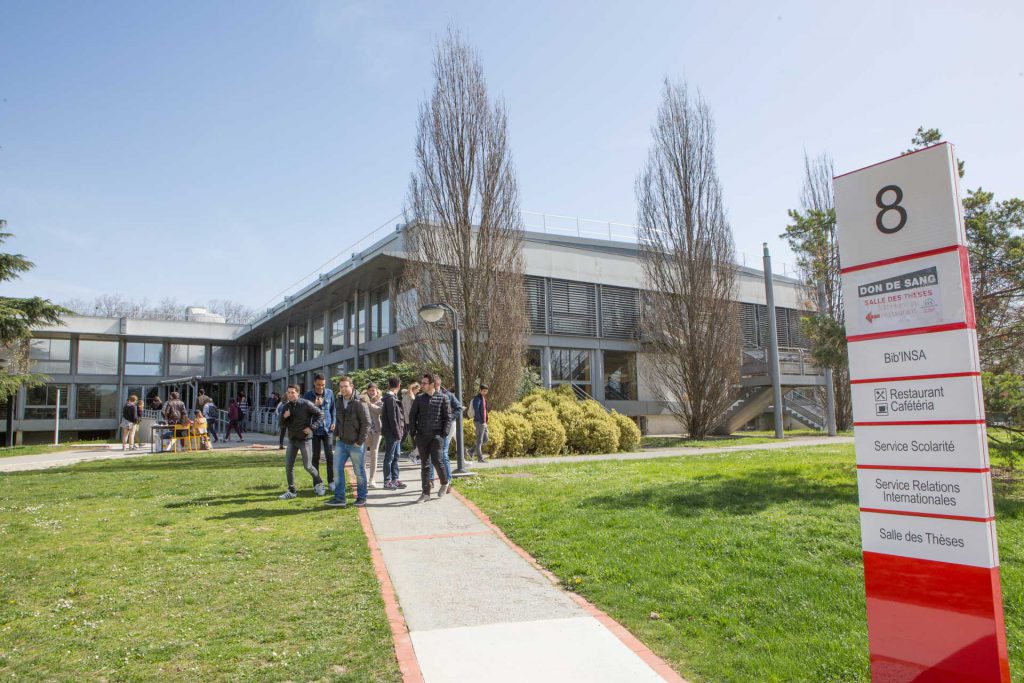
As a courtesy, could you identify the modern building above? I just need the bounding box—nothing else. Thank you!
[11,216,822,444]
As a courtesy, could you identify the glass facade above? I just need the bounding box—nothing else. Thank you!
[125,342,163,375]
[551,348,591,394]
[330,306,345,351]
[603,351,637,401]
[77,340,119,374]
[29,338,71,374]
[77,384,119,419]
[263,337,272,374]
[312,315,324,358]
[274,332,284,371]
[169,344,205,376]
[211,346,238,376]
[24,383,69,419]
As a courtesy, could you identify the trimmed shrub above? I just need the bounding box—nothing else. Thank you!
[527,406,567,455]
[498,413,533,458]
[485,411,507,457]
[611,411,641,451]
[575,416,620,454]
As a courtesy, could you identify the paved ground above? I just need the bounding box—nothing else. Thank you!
[361,476,684,682]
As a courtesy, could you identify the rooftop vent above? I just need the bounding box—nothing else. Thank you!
[185,306,226,324]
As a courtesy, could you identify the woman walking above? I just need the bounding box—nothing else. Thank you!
[363,383,383,488]
[401,382,420,463]
[225,398,244,442]
[121,394,141,450]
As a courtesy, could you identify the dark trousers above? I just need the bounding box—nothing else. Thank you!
[207,419,219,442]
[415,434,448,494]
[278,426,286,448]
[311,433,335,484]
[227,420,243,439]
[285,437,322,493]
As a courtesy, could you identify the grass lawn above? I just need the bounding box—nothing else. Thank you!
[0,441,117,458]
[459,444,1024,683]
[0,451,400,682]
[641,429,852,450]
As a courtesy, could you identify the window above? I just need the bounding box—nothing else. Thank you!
[312,315,325,358]
[77,340,119,374]
[549,280,597,337]
[347,303,356,347]
[395,288,419,331]
[551,348,591,396]
[603,351,637,400]
[76,384,119,419]
[526,348,542,374]
[274,332,284,371]
[357,302,366,345]
[525,277,547,334]
[29,338,71,374]
[125,342,163,375]
[263,337,273,373]
[600,286,641,340]
[379,289,392,336]
[330,307,346,351]
[169,344,205,376]
[290,323,307,365]
[125,385,157,411]
[366,350,390,369]
[370,292,379,340]
[211,346,238,376]
[24,383,68,419]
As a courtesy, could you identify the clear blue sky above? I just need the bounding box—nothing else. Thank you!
[2,1,1022,311]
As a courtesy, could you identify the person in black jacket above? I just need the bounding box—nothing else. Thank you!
[278,384,325,500]
[408,373,451,502]
[380,375,407,490]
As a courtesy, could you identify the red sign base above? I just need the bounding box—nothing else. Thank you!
[863,551,1011,682]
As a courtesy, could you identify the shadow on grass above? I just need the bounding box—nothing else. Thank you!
[12,453,286,476]
[207,505,338,521]
[582,466,858,517]
[165,490,284,508]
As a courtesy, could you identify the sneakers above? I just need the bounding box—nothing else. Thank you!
[437,485,447,499]
[395,480,408,489]
[279,491,297,500]
[416,494,430,503]
[383,481,395,490]
[354,499,367,508]
[313,483,326,496]
[368,481,378,490]
[328,481,336,492]
[324,498,346,508]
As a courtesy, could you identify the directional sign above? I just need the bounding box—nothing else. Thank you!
[835,142,1011,683]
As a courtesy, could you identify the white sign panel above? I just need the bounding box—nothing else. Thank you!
[842,248,968,338]
[854,423,989,470]
[835,143,965,268]
[851,374,984,424]
[859,511,998,569]
[848,328,981,381]
[857,470,994,519]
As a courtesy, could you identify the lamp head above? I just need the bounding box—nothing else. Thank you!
[418,304,446,323]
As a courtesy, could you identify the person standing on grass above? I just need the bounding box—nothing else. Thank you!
[363,383,383,489]
[469,384,489,463]
[278,384,326,500]
[203,397,220,444]
[121,394,141,450]
[409,373,451,502]
[380,376,407,490]
[326,376,370,508]
[225,398,244,442]
[303,373,336,493]
[401,381,420,463]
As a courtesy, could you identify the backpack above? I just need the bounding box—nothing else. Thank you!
[122,403,136,422]
[164,402,182,423]
[204,402,218,418]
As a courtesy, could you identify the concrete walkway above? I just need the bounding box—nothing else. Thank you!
[361,478,687,683]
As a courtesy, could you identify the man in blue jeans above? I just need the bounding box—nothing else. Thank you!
[380,375,407,490]
[326,375,370,508]
[424,373,462,484]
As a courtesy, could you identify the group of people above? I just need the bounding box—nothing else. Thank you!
[121,388,254,451]
[276,372,491,507]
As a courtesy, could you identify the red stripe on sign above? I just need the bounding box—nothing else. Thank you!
[860,507,994,523]
[847,321,971,343]
[851,371,980,384]
[833,141,952,180]
[857,465,990,473]
[861,551,1011,682]
[855,419,986,426]
[960,246,977,329]
[840,243,962,274]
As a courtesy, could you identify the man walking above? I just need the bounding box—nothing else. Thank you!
[380,376,407,490]
[161,390,190,452]
[303,373,336,493]
[326,376,370,508]
[469,383,489,462]
[202,396,220,444]
[278,384,326,500]
[430,374,461,483]
[409,373,451,503]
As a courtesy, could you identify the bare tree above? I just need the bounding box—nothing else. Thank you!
[399,27,529,409]
[61,295,256,324]
[636,79,741,439]
[206,299,258,324]
[782,153,853,430]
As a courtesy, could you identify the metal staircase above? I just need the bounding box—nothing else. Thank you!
[714,386,826,434]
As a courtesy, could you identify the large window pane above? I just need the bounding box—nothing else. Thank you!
[330,307,345,351]
[312,316,324,358]
[551,348,591,388]
[125,342,163,375]
[24,383,68,419]
[603,351,637,400]
[370,292,379,340]
[376,286,392,337]
[263,337,273,373]
[211,346,237,376]
[76,384,119,419]
[77,340,119,374]
[274,332,284,371]
[169,344,205,376]
[29,338,71,374]
[357,303,366,345]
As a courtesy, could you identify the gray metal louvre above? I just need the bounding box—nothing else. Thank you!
[740,302,758,348]
[600,286,641,339]
[525,275,548,334]
[548,279,597,337]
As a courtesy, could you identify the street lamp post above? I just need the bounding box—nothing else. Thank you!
[418,302,472,476]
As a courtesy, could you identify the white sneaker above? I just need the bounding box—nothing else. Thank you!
[314,483,326,497]
[368,481,378,489]
[279,491,297,500]
[328,481,336,493]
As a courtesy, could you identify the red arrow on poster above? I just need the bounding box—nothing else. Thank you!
[865,312,880,324]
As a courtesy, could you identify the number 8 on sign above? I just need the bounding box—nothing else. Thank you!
[875,184,907,234]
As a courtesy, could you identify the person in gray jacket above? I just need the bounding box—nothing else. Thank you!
[326,376,371,508]
[279,384,325,500]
